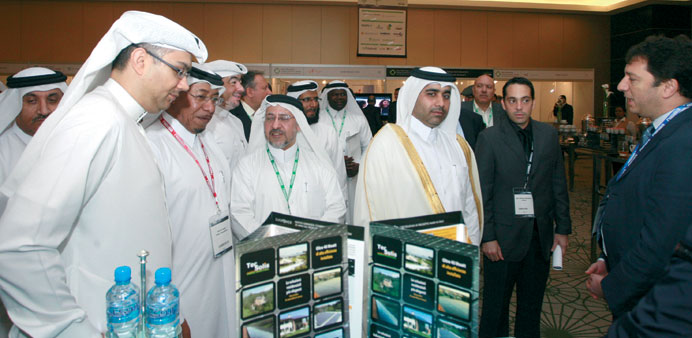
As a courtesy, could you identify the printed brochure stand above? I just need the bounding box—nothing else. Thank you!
[235,212,354,338]
[367,212,480,338]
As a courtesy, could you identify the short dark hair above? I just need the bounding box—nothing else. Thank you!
[502,77,535,99]
[559,95,567,100]
[111,43,170,71]
[241,71,264,90]
[625,35,692,99]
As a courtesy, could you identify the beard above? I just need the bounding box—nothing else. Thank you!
[305,109,319,125]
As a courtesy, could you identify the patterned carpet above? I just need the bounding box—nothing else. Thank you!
[481,156,613,338]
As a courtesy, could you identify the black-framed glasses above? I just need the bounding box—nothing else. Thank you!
[145,49,190,79]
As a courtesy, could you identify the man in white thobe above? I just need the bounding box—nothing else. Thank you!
[205,60,248,171]
[0,67,67,336]
[146,64,235,338]
[318,81,372,222]
[286,80,347,201]
[354,67,483,245]
[0,68,67,211]
[0,11,207,337]
[231,95,346,238]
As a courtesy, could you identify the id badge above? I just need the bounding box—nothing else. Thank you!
[513,187,535,218]
[209,212,233,258]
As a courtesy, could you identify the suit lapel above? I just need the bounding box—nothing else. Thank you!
[529,120,543,176]
[499,118,527,168]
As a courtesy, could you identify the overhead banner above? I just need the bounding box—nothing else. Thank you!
[386,67,494,79]
[358,8,407,58]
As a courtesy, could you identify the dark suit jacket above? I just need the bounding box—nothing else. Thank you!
[362,105,382,135]
[607,225,692,337]
[461,101,505,129]
[599,105,692,317]
[230,103,252,142]
[388,101,397,124]
[553,103,574,125]
[458,108,485,150]
[476,117,571,262]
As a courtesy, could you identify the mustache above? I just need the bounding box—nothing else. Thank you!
[31,114,51,123]
[270,129,285,135]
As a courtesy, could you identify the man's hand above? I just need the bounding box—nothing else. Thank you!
[585,260,607,299]
[182,320,191,338]
[552,234,568,252]
[344,156,359,177]
[482,241,504,262]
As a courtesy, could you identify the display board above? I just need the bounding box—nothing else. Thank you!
[236,213,350,338]
[367,220,480,338]
[357,8,407,57]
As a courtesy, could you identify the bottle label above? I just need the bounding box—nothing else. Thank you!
[107,303,140,323]
[147,303,179,325]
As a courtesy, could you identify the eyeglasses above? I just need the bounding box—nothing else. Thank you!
[298,97,320,104]
[188,92,219,105]
[265,114,294,122]
[145,49,190,79]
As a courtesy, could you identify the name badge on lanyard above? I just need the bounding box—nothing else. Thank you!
[513,187,535,218]
[209,212,233,258]
[514,143,535,218]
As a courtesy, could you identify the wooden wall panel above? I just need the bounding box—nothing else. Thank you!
[262,5,293,63]
[512,13,540,67]
[203,4,235,62]
[538,14,563,68]
[112,2,175,20]
[51,2,84,62]
[231,4,263,63]
[0,2,22,62]
[291,6,322,64]
[169,3,206,43]
[460,11,488,67]
[406,9,435,66]
[320,6,350,64]
[433,9,462,67]
[487,12,514,67]
[20,2,53,62]
[83,3,114,60]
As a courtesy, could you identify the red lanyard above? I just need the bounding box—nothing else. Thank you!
[160,116,220,210]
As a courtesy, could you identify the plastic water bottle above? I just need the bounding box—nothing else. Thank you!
[146,267,180,338]
[106,266,140,338]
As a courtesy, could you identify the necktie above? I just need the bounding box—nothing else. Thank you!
[640,125,655,146]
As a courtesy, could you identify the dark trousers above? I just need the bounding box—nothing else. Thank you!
[479,229,550,338]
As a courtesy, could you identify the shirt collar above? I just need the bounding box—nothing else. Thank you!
[409,115,438,143]
[162,111,197,147]
[473,100,492,114]
[268,142,298,164]
[104,78,146,123]
[653,108,676,130]
[241,100,256,117]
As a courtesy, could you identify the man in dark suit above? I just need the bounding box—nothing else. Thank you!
[388,87,399,124]
[230,70,271,141]
[552,95,574,125]
[606,224,692,337]
[586,35,692,318]
[362,94,382,135]
[460,74,505,149]
[476,77,571,338]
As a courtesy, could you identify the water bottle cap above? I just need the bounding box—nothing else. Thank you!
[155,267,172,285]
[114,266,131,283]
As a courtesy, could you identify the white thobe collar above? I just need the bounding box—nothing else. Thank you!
[409,116,439,144]
[161,111,198,147]
[105,79,147,123]
[268,142,298,164]
[326,106,346,118]
[473,100,492,114]
[10,123,32,145]
[241,100,256,119]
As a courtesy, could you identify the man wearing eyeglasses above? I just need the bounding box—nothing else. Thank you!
[0,11,205,337]
[230,95,346,237]
[286,80,347,206]
[146,63,236,338]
